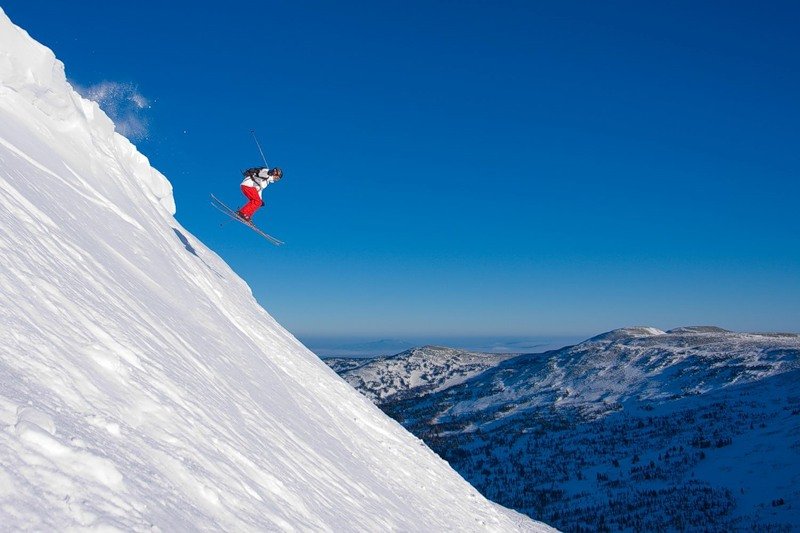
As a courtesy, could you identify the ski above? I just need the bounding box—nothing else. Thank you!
[210,194,284,246]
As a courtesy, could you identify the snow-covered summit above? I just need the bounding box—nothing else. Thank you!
[0,10,174,216]
[587,326,666,342]
[665,325,732,334]
[0,9,548,531]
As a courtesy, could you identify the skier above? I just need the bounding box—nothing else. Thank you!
[236,166,283,222]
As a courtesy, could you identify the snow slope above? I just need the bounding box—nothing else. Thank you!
[0,10,550,531]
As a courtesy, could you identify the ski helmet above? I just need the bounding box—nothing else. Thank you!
[269,167,283,179]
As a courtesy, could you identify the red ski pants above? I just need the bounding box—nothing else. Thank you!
[239,185,264,217]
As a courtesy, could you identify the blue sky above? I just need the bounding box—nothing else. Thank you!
[5,1,799,347]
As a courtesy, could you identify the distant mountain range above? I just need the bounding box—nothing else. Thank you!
[325,326,800,531]
[305,338,417,358]
[327,346,518,403]
[304,336,585,358]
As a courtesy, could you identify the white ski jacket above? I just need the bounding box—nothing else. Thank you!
[241,168,274,197]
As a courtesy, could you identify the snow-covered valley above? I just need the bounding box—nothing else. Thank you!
[0,9,550,531]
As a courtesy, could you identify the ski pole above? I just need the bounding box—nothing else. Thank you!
[251,130,269,169]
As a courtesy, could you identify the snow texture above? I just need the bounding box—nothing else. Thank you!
[0,9,551,531]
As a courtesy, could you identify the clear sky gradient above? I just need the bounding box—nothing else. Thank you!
[5,1,799,343]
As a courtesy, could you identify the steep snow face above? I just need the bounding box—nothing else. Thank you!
[0,10,549,532]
